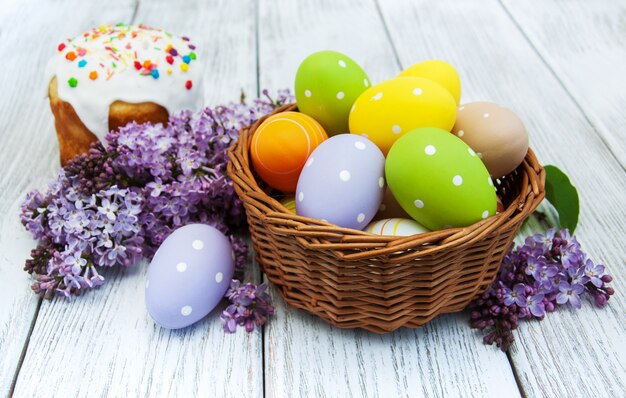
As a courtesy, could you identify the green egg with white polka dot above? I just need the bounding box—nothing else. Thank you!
[385,127,497,231]
[295,50,370,135]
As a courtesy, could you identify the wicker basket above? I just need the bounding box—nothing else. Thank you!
[227,104,545,333]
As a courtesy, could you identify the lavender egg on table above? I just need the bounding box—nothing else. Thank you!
[296,134,385,229]
[145,224,234,329]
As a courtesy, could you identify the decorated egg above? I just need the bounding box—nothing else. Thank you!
[374,187,410,220]
[365,218,429,236]
[452,102,529,177]
[296,134,385,229]
[349,77,456,155]
[398,60,461,104]
[280,195,297,213]
[251,111,327,192]
[145,224,234,329]
[295,50,370,135]
[386,127,497,230]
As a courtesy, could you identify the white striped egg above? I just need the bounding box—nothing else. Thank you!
[364,218,429,236]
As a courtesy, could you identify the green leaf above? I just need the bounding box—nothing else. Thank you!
[544,165,580,232]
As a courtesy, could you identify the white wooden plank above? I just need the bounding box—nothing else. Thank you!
[267,293,522,398]
[12,0,263,396]
[377,0,626,396]
[501,0,626,167]
[0,195,40,398]
[516,211,626,396]
[0,0,136,395]
[258,1,521,397]
[14,257,263,398]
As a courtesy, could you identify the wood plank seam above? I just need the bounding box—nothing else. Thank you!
[255,0,261,98]
[8,299,42,398]
[372,0,403,70]
[252,3,270,397]
[131,0,141,23]
[497,0,624,168]
[506,350,528,398]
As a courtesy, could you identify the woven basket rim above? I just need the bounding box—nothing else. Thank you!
[227,103,546,258]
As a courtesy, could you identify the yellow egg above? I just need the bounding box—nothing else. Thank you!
[349,77,457,156]
[398,60,461,104]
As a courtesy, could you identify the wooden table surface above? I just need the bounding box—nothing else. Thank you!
[1,0,624,397]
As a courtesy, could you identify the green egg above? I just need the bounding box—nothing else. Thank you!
[295,51,370,136]
[385,127,497,230]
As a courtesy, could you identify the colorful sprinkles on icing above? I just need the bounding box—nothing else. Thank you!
[48,23,203,139]
[53,23,199,89]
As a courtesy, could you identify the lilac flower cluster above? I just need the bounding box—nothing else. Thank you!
[21,89,292,330]
[21,179,144,298]
[221,280,275,333]
[469,228,614,351]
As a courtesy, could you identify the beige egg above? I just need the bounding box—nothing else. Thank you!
[452,102,528,177]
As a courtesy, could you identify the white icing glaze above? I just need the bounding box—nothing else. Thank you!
[45,24,204,140]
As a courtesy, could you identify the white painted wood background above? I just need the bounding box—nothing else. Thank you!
[0,0,624,397]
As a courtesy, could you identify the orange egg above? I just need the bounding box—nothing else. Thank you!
[251,112,327,192]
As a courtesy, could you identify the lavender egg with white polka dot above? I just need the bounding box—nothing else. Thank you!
[145,224,235,329]
[296,134,385,229]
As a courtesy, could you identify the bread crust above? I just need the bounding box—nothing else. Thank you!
[48,77,169,165]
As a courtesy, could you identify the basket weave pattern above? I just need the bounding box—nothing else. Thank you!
[228,104,545,333]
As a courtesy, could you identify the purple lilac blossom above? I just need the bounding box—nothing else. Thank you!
[469,228,614,351]
[584,260,605,288]
[21,90,292,332]
[220,280,275,333]
[526,294,546,317]
[503,284,527,307]
[556,281,584,309]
